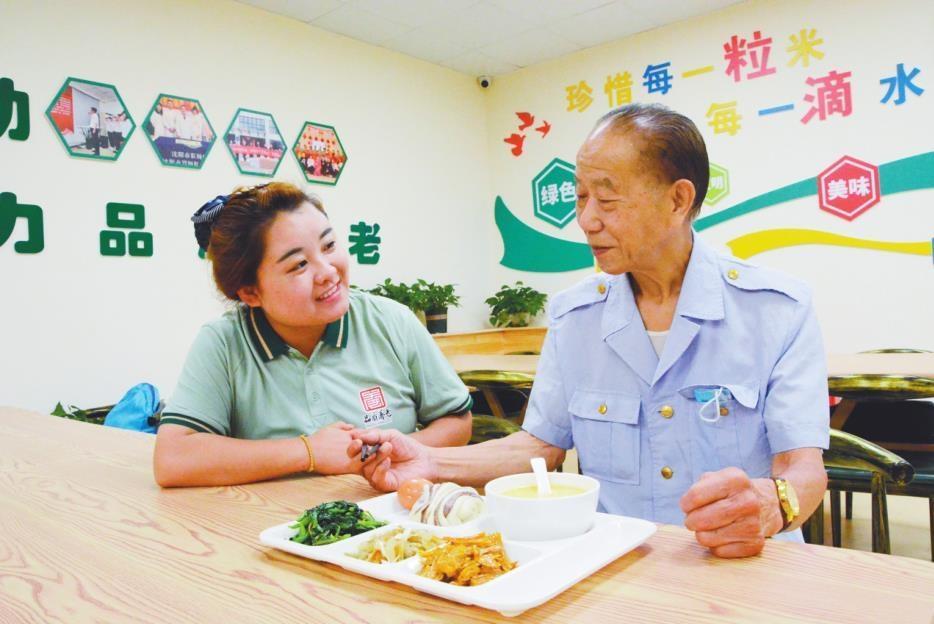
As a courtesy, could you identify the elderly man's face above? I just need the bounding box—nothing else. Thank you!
[575,127,690,275]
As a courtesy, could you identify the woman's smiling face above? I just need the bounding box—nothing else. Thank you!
[239,202,350,328]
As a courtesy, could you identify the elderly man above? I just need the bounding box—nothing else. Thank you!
[350,103,829,558]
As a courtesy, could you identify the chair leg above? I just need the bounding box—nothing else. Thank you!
[481,389,507,420]
[845,491,853,519]
[830,490,842,547]
[804,499,824,545]
[928,497,933,562]
[869,472,891,555]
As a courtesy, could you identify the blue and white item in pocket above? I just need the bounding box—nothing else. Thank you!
[693,387,733,424]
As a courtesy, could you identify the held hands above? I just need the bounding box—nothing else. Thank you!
[679,467,784,558]
[346,428,437,491]
[307,423,363,476]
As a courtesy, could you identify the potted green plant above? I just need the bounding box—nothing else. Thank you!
[485,281,547,328]
[413,279,460,334]
[362,279,428,325]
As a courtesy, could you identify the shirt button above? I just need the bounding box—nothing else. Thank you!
[659,405,674,418]
[719,406,729,416]
[598,404,608,415]
[597,283,607,295]
[661,466,674,479]
[727,269,740,280]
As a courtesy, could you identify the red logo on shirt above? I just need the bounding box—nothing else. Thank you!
[359,386,387,412]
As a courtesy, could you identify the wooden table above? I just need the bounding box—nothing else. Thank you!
[2,408,932,623]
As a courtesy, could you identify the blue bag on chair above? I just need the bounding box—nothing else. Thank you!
[104,383,161,434]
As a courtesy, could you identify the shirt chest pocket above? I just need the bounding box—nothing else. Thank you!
[676,381,762,472]
[569,389,641,485]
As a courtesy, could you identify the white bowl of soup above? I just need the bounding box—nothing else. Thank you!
[484,472,600,541]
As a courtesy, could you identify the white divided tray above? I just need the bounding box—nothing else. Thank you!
[259,493,656,617]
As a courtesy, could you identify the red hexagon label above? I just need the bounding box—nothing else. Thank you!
[817,156,881,220]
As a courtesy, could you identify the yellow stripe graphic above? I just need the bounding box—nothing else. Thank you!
[682,66,715,78]
[726,229,932,259]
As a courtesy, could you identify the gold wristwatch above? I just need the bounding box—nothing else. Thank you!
[773,477,800,532]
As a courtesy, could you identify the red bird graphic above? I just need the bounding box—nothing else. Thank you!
[503,133,525,156]
[516,112,535,131]
[535,120,551,138]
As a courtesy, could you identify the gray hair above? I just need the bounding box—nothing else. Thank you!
[591,103,710,219]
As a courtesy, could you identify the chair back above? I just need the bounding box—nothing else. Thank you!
[825,429,915,485]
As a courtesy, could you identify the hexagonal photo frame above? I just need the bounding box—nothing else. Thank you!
[224,108,286,177]
[532,157,577,228]
[45,77,135,161]
[142,94,216,169]
[292,122,347,186]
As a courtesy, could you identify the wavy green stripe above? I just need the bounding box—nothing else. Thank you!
[696,151,934,232]
[495,196,593,272]
[497,151,934,271]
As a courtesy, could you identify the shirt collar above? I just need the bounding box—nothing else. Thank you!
[601,231,724,338]
[673,234,725,322]
[245,306,350,363]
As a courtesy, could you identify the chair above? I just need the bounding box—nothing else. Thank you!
[885,451,934,560]
[828,348,934,559]
[469,414,521,445]
[807,430,914,554]
[435,328,543,422]
[458,370,535,422]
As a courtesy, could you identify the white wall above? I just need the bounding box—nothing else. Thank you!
[0,0,492,411]
[2,0,931,413]
[482,0,934,353]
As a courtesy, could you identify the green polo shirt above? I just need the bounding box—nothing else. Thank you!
[161,290,472,439]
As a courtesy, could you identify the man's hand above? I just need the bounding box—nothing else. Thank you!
[308,423,361,475]
[347,428,438,491]
[679,467,784,558]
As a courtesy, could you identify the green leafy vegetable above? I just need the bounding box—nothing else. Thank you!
[289,501,386,546]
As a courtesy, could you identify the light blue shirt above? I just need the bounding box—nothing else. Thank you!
[522,235,829,535]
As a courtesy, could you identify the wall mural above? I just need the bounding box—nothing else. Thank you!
[1,74,353,259]
[1,74,347,180]
[496,151,934,271]
[496,26,930,272]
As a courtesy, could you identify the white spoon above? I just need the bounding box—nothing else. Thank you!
[530,457,552,497]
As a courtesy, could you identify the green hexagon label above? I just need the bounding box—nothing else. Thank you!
[142,94,216,169]
[532,158,576,228]
[45,77,135,161]
[223,108,286,177]
[292,122,347,186]
[705,162,730,206]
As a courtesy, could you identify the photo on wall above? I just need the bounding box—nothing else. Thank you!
[143,94,216,169]
[224,108,286,177]
[45,77,135,161]
[292,122,347,186]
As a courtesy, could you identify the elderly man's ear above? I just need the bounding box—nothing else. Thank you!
[668,179,697,219]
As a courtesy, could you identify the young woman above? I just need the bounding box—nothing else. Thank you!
[154,182,472,487]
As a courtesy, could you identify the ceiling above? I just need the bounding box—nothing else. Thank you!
[235,0,745,77]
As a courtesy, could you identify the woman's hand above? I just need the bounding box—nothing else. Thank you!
[307,422,362,475]
[347,428,438,491]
